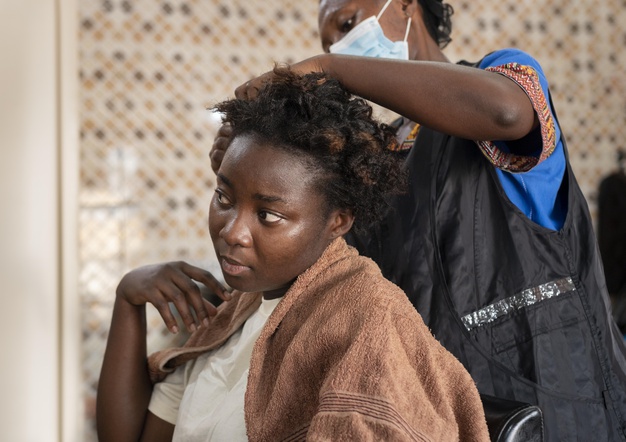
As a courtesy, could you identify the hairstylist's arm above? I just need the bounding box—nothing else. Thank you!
[236,54,538,142]
[96,262,230,442]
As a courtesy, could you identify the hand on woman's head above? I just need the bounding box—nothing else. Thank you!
[221,59,326,174]
[210,123,233,174]
[234,58,327,102]
[234,72,271,101]
[212,68,407,296]
[217,67,407,235]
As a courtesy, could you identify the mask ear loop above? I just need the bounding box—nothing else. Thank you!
[376,0,394,20]
[377,0,412,42]
[403,17,412,41]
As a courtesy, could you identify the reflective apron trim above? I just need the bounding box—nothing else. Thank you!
[462,277,576,331]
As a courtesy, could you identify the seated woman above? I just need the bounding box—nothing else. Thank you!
[96,68,489,442]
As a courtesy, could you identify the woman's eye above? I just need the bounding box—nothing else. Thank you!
[340,17,355,33]
[259,211,282,223]
[216,191,231,205]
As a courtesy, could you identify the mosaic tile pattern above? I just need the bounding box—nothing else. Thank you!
[78,1,322,438]
[78,0,626,439]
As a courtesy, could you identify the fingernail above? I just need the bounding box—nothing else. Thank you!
[203,318,210,327]
[189,323,197,333]
[171,325,179,334]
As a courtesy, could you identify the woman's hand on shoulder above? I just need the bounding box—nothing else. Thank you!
[116,261,232,334]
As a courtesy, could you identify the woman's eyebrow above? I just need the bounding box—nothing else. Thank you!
[217,173,232,188]
[253,193,287,204]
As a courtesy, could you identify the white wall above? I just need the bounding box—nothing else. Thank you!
[0,0,79,440]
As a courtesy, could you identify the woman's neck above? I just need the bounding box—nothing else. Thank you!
[410,20,450,63]
[262,279,296,300]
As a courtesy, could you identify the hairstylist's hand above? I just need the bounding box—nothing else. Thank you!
[210,123,233,174]
[116,261,232,334]
[234,55,327,101]
[234,70,274,100]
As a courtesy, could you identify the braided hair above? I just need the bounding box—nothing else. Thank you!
[212,67,407,234]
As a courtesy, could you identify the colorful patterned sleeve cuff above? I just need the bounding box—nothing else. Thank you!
[475,63,557,173]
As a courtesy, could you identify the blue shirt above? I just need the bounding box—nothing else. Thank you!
[479,49,566,230]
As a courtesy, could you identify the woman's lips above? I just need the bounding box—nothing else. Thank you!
[220,256,250,276]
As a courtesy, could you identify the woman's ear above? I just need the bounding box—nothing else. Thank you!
[327,209,355,239]
[401,0,419,18]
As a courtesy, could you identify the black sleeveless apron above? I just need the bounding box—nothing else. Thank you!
[348,108,626,441]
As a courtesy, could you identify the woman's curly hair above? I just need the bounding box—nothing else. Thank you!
[418,0,454,49]
[212,67,407,234]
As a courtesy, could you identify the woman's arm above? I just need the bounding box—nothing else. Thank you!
[139,412,176,442]
[96,262,230,442]
[96,295,161,441]
[237,53,538,142]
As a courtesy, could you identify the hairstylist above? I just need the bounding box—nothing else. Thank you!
[213,1,626,440]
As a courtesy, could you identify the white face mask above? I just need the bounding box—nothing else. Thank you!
[329,0,411,60]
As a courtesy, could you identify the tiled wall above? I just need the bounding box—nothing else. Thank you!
[78,0,626,439]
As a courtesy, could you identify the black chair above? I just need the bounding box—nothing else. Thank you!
[480,394,544,442]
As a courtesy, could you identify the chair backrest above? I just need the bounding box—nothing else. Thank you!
[480,394,544,442]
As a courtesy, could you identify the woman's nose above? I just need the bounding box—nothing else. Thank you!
[220,212,252,248]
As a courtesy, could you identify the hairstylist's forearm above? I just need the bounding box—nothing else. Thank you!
[96,296,153,442]
[313,53,536,141]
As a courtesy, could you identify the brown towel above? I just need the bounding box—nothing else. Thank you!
[149,238,489,441]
